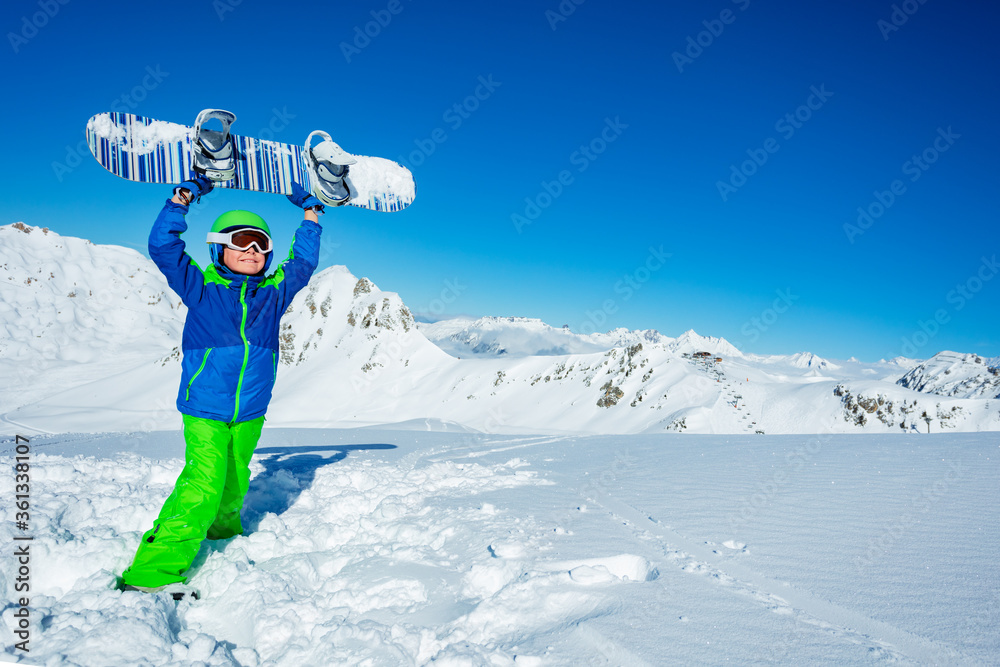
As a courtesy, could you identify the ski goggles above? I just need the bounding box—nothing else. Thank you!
[206,228,273,254]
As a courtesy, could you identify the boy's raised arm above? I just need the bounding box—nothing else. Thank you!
[274,183,325,305]
[148,177,215,305]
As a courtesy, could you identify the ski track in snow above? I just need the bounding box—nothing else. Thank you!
[589,493,963,664]
[1,430,997,665]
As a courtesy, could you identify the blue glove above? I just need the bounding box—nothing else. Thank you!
[288,181,324,212]
[175,174,214,204]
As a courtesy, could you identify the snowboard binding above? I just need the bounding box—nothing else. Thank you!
[192,109,237,182]
[303,130,357,207]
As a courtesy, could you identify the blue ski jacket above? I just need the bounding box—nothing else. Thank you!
[149,198,320,423]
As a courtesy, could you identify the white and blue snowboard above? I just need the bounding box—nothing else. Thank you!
[86,111,415,213]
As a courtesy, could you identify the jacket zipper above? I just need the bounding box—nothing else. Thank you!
[185,348,213,401]
[232,280,250,422]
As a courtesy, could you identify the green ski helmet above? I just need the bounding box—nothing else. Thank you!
[209,210,271,236]
[207,210,273,273]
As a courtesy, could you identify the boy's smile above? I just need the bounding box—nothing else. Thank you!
[223,247,266,275]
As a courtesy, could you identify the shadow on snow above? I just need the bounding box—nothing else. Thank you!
[192,441,397,571]
[241,442,397,532]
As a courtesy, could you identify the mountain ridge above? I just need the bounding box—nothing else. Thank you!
[3,223,998,435]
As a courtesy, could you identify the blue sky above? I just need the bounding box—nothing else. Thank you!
[2,0,997,361]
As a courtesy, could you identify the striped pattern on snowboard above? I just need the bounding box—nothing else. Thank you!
[86,112,414,213]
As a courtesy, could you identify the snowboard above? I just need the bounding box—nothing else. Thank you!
[86,112,414,213]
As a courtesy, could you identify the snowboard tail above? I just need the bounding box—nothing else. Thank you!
[86,112,413,213]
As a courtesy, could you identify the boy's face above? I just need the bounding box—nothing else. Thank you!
[222,246,266,275]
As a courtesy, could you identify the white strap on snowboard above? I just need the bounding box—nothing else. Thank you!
[304,130,357,206]
[193,109,237,182]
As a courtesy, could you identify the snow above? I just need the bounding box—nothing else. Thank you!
[345,154,415,207]
[87,113,193,155]
[2,429,997,664]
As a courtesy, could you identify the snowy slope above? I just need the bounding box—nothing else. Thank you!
[0,223,182,416]
[897,350,1000,399]
[0,223,181,361]
[1,430,997,665]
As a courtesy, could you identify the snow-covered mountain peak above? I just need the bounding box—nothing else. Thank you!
[277,267,419,368]
[418,315,608,358]
[477,315,547,328]
[591,327,671,349]
[896,350,1000,399]
[668,329,745,358]
[786,351,840,370]
[0,222,182,364]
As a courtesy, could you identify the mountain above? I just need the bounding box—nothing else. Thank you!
[667,329,745,358]
[897,351,1000,399]
[2,223,998,436]
[417,317,675,359]
[0,222,182,416]
[417,316,610,358]
[785,351,839,370]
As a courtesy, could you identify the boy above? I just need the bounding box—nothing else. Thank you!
[120,174,325,595]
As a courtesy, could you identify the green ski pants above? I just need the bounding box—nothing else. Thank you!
[121,414,264,588]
